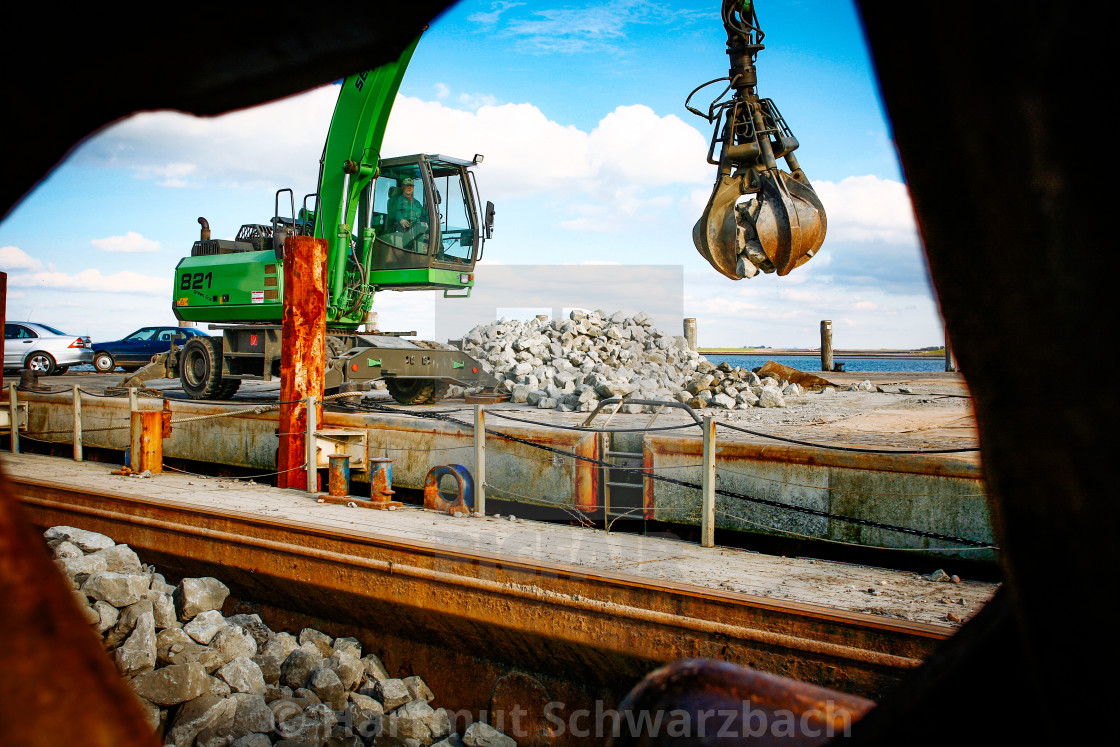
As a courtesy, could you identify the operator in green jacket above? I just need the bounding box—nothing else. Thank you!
[388,177,429,251]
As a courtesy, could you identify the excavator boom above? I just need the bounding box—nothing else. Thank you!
[688,0,827,279]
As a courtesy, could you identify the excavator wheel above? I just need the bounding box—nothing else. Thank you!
[385,378,450,405]
[180,336,224,400]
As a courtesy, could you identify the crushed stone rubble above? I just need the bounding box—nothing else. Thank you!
[455,310,875,413]
[46,525,518,747]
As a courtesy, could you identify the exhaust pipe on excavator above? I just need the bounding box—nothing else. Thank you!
[688,0,827,280]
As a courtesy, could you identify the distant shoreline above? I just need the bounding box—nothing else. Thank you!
[699,348,946,359]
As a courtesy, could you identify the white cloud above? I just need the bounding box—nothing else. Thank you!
[90,231,160,253]
[77,85,337,190]
[6,268,170,296]
[0,245,43,272]
[814,175,919,244]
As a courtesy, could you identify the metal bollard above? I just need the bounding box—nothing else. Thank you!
[369,457,395,501]
[328,454,350,497]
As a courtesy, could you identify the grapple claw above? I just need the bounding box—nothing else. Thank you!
[753,169,827,275]
[693,174,748,280]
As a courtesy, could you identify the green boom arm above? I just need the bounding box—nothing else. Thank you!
[313,36,421,321]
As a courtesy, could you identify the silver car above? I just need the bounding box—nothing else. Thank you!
[3,322,93,376]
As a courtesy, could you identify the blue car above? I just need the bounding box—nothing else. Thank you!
[92,326,207,373]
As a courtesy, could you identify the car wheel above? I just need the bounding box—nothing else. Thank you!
[25,352,57,376]
[93,352,116,373]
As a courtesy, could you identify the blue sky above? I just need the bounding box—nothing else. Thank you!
[0,0,941,349]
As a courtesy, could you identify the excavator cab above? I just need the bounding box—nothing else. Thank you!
[362,153,492,295]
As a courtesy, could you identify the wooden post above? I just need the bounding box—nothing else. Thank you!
[136,410,163,474]
[305,395,318,495]
[820,320,834,372]
[474,405,486,516]
[683,318,698,350]
[72,385,82,462]
[278,235,328,490]
[945,335,957,372]
[8,384,18,454]
[701,415,716,548]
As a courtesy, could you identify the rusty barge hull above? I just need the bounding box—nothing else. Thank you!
[9,463,946,713]
[17,390,993,561]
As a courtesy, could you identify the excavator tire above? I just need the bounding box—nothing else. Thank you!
[180,336,224,400]
[216,379,242,400]
[385,378,450,405]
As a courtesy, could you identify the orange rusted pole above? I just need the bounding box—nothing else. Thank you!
[278,235,327,490]
[136,410,163,474]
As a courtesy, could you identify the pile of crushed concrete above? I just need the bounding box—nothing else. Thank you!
[47,525,517,747]
[458,310,869,412]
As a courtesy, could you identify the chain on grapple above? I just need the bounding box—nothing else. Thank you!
[687,0,827,279]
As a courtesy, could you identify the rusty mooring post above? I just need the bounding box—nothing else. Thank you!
[328,454,350,497]
[701,415,716,548]
[136,410,164,474]
[821,320,834,372]
[278,235,327,490]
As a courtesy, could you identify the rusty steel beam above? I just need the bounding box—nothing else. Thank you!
[0,475,159,747]
[12,475,946,706]
[279,235,327,490]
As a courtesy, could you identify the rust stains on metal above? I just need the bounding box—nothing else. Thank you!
[0,473,159,747]
[279,235,327,489]
[14,479,944,703]
[423,464,474,515]
[609,658,873,746]
[134,409,164,474]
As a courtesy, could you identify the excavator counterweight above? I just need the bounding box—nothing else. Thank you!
[688,0,827,279]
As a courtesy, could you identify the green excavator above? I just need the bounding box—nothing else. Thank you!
[150,1,821,404]
[165,35,498,404]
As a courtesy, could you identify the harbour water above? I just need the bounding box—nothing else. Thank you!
[703,354,949,373]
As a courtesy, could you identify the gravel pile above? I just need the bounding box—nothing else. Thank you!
[47,525,517,747]
[458,310,861,413]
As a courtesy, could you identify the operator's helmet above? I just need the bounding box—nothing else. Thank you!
[401,178,415,186]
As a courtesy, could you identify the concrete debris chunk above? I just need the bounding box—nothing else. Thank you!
[374,677,413,711]
[217,656,267,695]
[175,577,231,622]
[167,693,238,747]
[115,610,157,676]
[129,662,210,706]
[52,540,85,559]
[185,609,229,645]
[462,721,518,747]
[281,649,325,690]
[44,525,116,553]
[83,571,150,610]
[90,543,143,573]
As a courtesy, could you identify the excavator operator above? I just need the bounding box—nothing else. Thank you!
[387,177,429,251]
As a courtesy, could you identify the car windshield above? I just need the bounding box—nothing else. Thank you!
[125,328,158,342]
[36,323,67,336]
